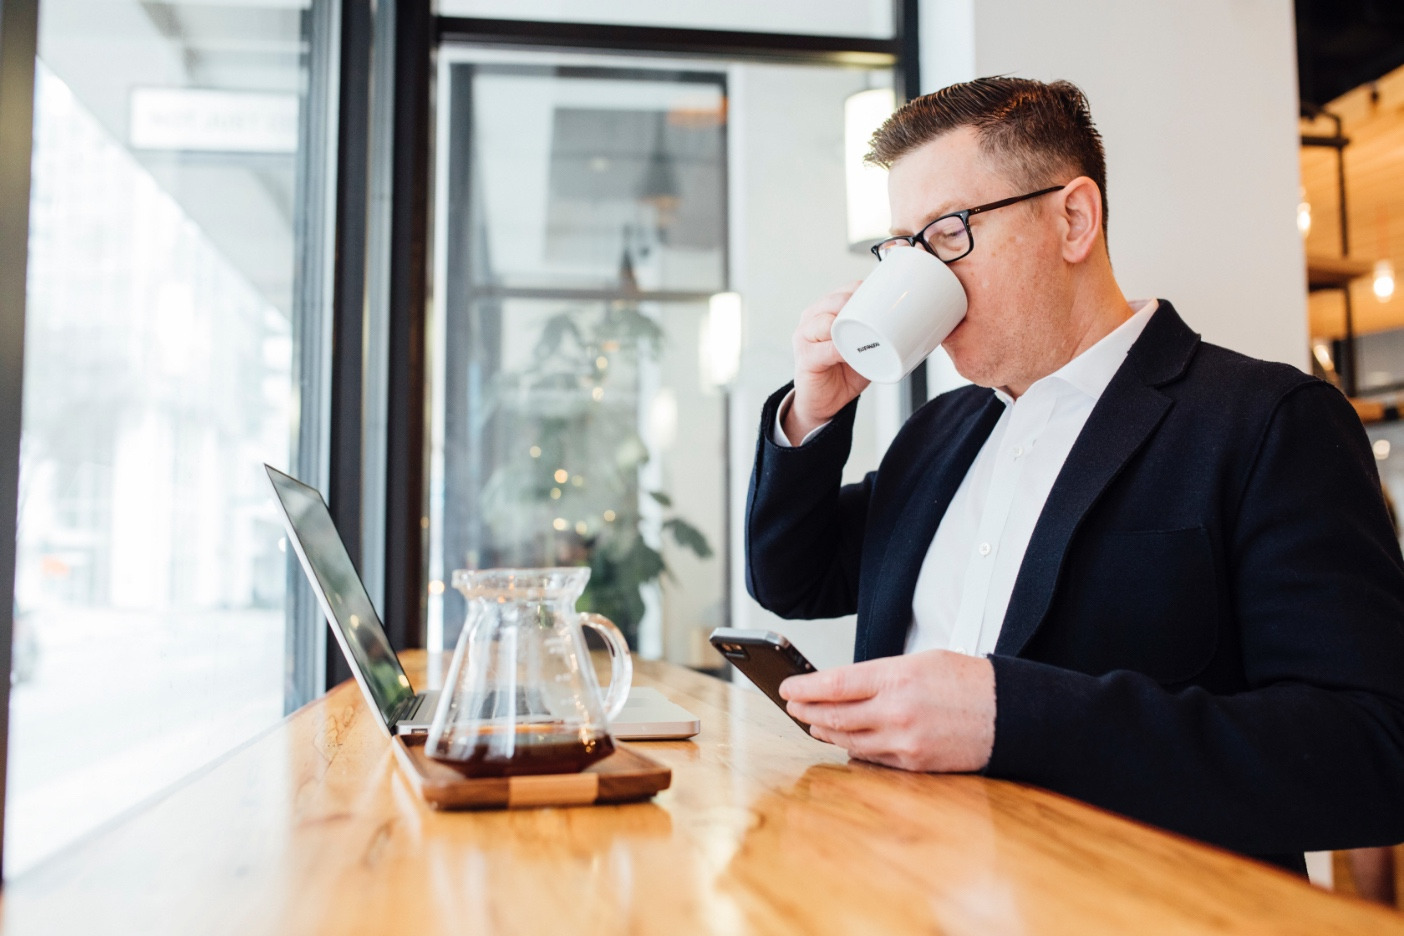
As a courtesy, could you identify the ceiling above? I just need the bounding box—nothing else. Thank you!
[1297,0,1404,109]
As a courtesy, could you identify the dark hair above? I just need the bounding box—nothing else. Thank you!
[867,77,1108,236]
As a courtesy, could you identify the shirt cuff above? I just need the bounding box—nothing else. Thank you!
[772,389,831,447]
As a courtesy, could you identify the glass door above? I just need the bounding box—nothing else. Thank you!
[429,54,729,657]
[429,27,903,674]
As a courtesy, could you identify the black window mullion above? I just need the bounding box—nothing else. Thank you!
[382,0,434,654]
[894,0,928,418]
[288,0,374,707]
[325,0,375,691]
[0,0,41,882]
[436,17,899,66]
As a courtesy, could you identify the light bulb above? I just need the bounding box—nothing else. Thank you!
[702,292,743,389]
[1312,342,1335,373]
[1374,259,1395,302]
[648,388,678,448]
[1297,202,1312,236]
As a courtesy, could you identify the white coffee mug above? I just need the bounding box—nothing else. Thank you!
[830,245,968,383]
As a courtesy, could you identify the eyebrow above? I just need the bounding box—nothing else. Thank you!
[889,202,960,237]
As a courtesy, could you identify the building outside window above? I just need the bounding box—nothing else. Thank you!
[7,0,334,876]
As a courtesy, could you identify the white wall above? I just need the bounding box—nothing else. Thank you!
[920,0,1308,370]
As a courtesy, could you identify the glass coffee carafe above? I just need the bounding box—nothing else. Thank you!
[426,568,632,777]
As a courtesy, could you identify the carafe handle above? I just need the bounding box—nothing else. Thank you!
[580,613,633,723]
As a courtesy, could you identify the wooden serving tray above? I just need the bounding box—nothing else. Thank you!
[391,734,672,810]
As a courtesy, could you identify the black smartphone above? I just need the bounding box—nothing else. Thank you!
[709,628,818,732]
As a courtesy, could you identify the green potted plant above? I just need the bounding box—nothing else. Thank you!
[480,298,712,647]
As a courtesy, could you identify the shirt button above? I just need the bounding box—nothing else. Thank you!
[954,646,968,655]
[978,542,992,556]
[1012,445,1024,458]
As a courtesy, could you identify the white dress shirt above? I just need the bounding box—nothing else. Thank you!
[774,299,1158,657]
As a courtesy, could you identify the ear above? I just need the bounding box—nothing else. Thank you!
[1058,176,1103,263]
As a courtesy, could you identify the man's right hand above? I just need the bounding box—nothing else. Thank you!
[785,282,872,445]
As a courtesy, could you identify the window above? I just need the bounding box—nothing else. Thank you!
[428,45,896,671]
[428,55,729,657]
[7,0,338,876]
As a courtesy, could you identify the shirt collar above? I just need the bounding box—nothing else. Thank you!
[999,298,1158,405]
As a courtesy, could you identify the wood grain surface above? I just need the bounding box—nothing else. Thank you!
[1,651,1400,935]
[391,735,671,810]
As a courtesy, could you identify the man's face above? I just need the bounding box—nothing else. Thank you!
[886,127,1074,394]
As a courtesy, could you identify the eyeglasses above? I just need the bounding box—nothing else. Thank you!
[870,184,1068,264]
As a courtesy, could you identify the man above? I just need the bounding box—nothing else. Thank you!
[744,77,1404,875]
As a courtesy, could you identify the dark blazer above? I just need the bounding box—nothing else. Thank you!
[745,301,1404,875]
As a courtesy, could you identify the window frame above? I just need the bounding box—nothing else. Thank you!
[287,0,378,708]
[0,0,41,882]
[0,0,363,874]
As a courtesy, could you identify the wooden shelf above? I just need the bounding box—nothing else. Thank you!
[1307,255,1375,291]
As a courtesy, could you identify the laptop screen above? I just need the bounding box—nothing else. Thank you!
[265,465,413,725]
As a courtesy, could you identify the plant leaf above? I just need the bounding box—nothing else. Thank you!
[624,536,668,583]
[605,304,666,353]
[648,490,673,508]
[663,517,713,558]
[534,313,583,360]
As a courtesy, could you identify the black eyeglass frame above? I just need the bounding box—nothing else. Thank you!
[870,184,1068,263]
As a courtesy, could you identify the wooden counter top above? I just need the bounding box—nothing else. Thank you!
[2,651,1400,934]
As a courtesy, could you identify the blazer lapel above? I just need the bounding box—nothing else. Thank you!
[994,302,1198,657]
[993,379,1170,656]
[859,392,1005,661]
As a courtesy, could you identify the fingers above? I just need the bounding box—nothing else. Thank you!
[788,280,868,430]
[793,334,845,374]
[846,748,907,770]
[780,660,885,702]
[795,310,839,346]
[807,724,899,767]
[794,282,862,345]
[794,652,996,774]
[788,697,884,734]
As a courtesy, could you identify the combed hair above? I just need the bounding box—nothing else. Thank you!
[866,77,1108,236]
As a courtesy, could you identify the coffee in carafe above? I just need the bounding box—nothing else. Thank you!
[425,568,632,778]
[431,723,615,778]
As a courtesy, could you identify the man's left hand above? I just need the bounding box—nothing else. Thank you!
[779,650,996,773]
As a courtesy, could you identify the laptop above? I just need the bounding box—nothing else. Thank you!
[265,465,700,740]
